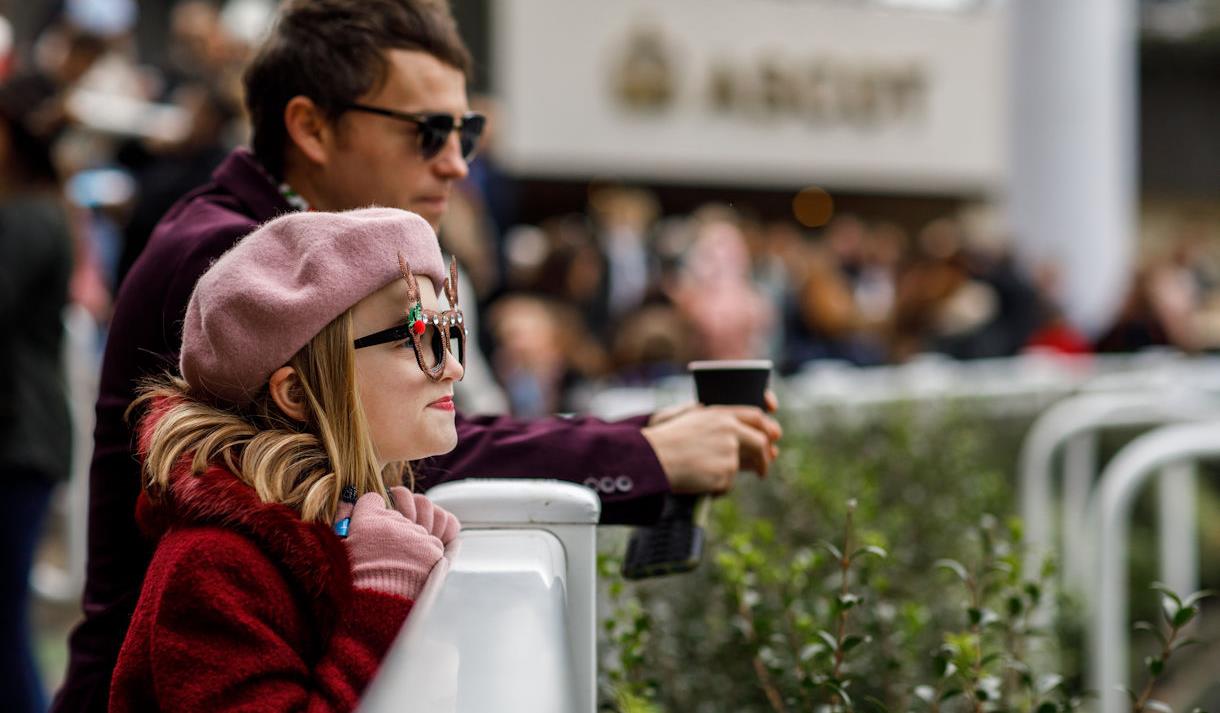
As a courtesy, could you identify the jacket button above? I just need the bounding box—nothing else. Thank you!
[615,475,633,493]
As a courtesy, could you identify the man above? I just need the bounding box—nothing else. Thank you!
[53,2,781,711]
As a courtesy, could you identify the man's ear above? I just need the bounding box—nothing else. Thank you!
[283,95,333,167]
[269,366,309,422]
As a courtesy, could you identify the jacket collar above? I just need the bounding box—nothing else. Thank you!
[135,397,351,630]
[211,148,294,224]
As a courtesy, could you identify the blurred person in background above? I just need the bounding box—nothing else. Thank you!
[610,301,693,385]
[781,215,884,368]
[0,79,75,713]
[487,294,608,416]
[671,205,775,360]
[55,2,782,710]
[1023,261,1092,356]
[589,185,658,326]
[1095,235,1208,354]
[115,80,238,286]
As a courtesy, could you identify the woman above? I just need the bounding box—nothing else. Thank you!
[0,80,74,713]
[109,208,465,711]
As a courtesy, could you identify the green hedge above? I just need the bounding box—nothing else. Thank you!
[597,403,1216,712]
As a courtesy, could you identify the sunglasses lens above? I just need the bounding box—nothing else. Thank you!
[418,115,456,159]
[418,323,440,368]
[447,324,465,367]
[459,115,486,161]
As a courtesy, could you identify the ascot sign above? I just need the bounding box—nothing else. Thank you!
[493,0,1006,192]
[612,24,929,129]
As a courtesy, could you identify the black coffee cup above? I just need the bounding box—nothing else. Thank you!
[689,359,772,409]
[621,359,772,580]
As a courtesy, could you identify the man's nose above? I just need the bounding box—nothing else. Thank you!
[432,132,469,180]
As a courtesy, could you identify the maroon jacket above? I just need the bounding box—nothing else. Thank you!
[55,149,670,713]
[110,398,412,712]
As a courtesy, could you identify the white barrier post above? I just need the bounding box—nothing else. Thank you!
[1090,421,1220,713]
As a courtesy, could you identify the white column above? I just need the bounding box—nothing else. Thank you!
[1008,0,1138,337]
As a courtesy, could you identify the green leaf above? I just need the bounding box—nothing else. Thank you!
[851,545,888,560]
[799,642,828,662]
[1162,597,1179,626]
[816,629,839,651]
[1134,621,1170,648]
[985,560,1014,576]
[842,634,868,653]
[837,593,861,612]
[820,541,844,561]
[935,559,970,583]
[823,681,853,708]
[1182,590,1216,609]
[1145,655,1164,677]
[1025,581,1043,605]
[1145,700,1173,713]
[1150,582,1183,606]
[1036,702,1058,713]
[1037,673,1064,694]
[980,652,1004,667]
[940,688,963,703]
[1007,595,1024,617]
[967,607,1001,629]
[1172,637,1203,653]
[1172,605,1199,629]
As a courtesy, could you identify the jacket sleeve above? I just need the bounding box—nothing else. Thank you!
[142,530,411,712]
[417,412,669,525]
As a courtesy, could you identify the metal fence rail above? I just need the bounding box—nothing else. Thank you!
[1088,421,1220,713]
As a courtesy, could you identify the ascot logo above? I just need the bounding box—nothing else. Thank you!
[611,23,677,112]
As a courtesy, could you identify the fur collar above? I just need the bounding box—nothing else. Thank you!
[135,397,351,637]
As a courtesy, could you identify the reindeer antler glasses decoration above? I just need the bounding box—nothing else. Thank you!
[352,255,466,382]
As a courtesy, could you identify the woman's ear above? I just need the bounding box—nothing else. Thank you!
[269,366,309,422]
[283,95,332,167]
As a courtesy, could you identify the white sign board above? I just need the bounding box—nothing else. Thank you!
[492,0,1007,193]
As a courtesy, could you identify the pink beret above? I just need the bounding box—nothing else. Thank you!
[180,207,446,405]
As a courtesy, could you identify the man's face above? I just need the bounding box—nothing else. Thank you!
[319,49,470,230]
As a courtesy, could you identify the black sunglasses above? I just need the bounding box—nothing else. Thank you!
[353,308,466,380]
[341,103,486,161]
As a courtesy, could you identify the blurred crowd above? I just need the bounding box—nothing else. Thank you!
[5,0,1220,424]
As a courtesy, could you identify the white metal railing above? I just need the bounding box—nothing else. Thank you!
[1017,389,1217,598]
[359,479,601,713]
[1088,421,1220,713]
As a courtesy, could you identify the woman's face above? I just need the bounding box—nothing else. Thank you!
[351,276,463,465]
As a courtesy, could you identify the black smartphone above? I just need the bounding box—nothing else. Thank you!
[621,494,706,580]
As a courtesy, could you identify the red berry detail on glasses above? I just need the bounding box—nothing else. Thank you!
[412,320,426,335]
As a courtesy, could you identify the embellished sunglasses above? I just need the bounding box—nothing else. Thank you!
[341,103,486,161]
[353,257,467,382]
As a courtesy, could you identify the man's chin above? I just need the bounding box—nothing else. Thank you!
[409,200,447,229]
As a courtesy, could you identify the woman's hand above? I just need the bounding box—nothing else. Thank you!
[389,487,461,546]
[335,492,444,600]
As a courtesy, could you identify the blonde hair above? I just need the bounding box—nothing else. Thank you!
[132,310,408,524]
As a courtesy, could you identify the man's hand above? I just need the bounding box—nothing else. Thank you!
[641,405,782,495]
[647,389,779,427]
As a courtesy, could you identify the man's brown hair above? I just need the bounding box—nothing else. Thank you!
[242,0,472,178]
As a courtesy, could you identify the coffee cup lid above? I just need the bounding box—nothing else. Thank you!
[688,359,773,371]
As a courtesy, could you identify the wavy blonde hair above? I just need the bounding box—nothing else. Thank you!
[132,309,408,524]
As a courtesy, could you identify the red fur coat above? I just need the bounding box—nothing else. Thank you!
[108,417,412,712]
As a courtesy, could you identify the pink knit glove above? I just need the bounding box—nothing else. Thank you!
[336,492,443,600]
[389,486,461,545]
